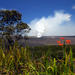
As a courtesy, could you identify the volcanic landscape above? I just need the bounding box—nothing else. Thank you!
[18,36,75,47]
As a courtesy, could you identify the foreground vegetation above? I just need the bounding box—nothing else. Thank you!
[0,40,75,75]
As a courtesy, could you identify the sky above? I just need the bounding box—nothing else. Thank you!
[0,0,75,37]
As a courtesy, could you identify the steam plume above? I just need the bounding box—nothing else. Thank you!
[28,11,75,38]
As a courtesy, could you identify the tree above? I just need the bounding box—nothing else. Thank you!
[0,10,31,48]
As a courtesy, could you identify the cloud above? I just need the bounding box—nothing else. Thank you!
[72,5,75,9]
[28,11,75,37]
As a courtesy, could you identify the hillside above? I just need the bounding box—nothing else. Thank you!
[18,36,75,47]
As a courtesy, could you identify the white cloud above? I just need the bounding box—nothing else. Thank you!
[28,11,75,37]
[72,5,75,9]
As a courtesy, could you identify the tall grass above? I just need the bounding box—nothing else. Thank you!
[0,41,74,75]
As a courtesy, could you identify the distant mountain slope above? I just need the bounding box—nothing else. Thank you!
[18,36,75,47]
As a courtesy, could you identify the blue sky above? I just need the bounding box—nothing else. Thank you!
[0,0,75,23]
[0,0,75,36]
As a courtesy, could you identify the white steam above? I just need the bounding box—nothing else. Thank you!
[28,11,75,37]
